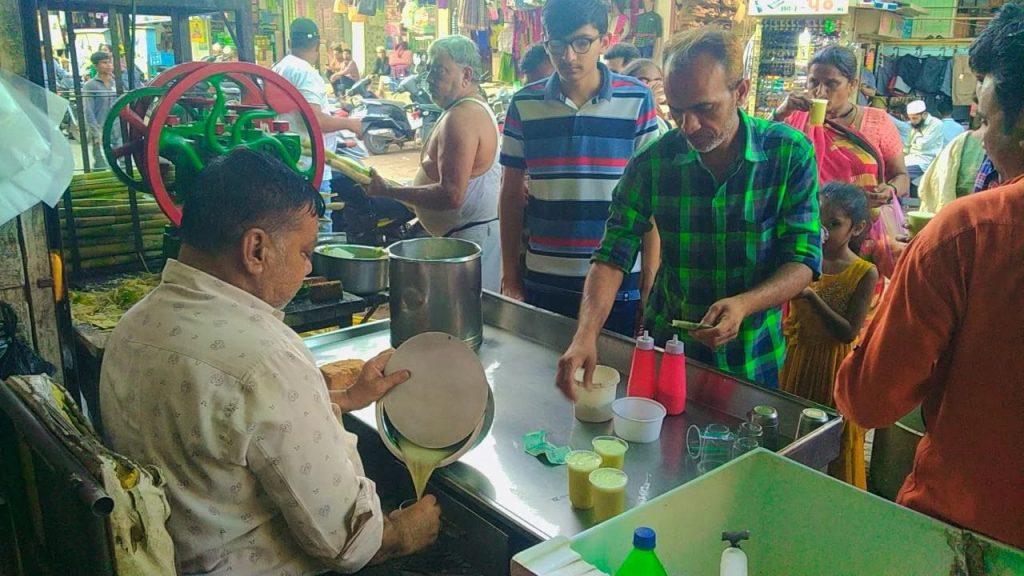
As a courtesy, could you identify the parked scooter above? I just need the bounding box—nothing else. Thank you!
[344,77,377,100]
[357,74,443,155]
[399,74,443,144]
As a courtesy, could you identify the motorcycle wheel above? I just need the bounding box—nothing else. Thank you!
[364,133,390,155]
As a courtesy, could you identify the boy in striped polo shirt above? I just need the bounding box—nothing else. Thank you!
[499,0,663,335]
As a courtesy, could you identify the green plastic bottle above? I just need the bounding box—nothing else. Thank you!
[615,527,668,576]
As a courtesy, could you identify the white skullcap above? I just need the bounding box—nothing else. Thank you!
[907,100,927,114]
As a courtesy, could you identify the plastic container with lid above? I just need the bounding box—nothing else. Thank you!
[654,334,687,416]
[626,331,657,399]
[572,365,620,423]
[615,527,668,576]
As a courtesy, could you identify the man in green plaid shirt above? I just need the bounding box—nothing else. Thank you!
[557,28,821,394]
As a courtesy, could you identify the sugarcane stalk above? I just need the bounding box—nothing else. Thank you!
[69,179,129,190]
[302,143,374,185]
[72,170,117,181]
[66,214,169,228]
[63,220,168,238]
[71,238,163,259]
[62,233,163,248]
[59,204,164,218]
[71,250,163,271]
[62,198,141,207]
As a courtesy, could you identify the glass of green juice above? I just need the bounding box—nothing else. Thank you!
[592,436,628,469]
[589,467,628,522]
[567,450,604,509]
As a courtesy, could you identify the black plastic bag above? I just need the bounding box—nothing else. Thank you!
[0,301,56,379]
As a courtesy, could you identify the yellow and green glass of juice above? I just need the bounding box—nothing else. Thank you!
[592,436,628,469]
[589,467,628,522]
[567,450,603,509]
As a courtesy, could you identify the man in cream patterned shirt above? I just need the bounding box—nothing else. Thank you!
[100,149,439,575]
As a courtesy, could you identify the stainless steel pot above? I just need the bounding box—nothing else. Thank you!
[376,387,495,467]
[316,232,348,246]
[387,238,482,350]
[312,244,388,295]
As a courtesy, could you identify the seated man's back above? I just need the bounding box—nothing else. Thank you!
[91,146,442,575]
[101,260,380,575]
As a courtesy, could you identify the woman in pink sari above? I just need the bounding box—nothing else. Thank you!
[774,45,910,277]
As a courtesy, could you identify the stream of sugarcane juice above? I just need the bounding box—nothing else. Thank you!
[396,435,455,499]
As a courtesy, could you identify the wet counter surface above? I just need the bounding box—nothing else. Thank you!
[305,293,842,543]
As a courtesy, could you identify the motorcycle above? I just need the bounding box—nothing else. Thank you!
[357,74,443,155]
[344,77,377,100]
[487,86,513,132]
[322,124,422,246]
[329,173,424,246]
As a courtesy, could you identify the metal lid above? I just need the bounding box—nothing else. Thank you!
[382,332,489,449]
[801,408,828,422]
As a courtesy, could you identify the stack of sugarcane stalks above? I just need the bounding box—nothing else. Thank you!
[61,171,170,272]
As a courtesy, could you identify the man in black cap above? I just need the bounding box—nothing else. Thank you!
[272,18,365,229]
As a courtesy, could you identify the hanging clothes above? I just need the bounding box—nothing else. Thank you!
[608,12,629,45]
[498,52,515,83]
[511,8,543,77]
[633,11,663,59]
[459,0,489,31]
[952,54,976,106]
[941,58,953,98]
[916,56,946,94]
[874,56,897,98]
[896,54,924,89]
[473,29,492,64]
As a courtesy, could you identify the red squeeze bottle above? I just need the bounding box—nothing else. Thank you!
[655,334,687,415]
[627,331,657,399]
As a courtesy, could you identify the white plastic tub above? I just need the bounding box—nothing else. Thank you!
[611,397,666,443]
[573,366,620,423]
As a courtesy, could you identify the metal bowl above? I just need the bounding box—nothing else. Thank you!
[312,244,388,295]
[376,386,495,468]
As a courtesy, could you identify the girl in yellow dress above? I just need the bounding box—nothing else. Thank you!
[781,182,879,489]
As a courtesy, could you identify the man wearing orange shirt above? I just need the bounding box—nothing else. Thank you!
[835,3,1024,550]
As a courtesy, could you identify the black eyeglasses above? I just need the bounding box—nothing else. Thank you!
[545,36,600,55]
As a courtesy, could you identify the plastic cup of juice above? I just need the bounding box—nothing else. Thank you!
[809,98,828,126]
[566,450,603,509]
[589,467,628,522]
[592,436,629,469]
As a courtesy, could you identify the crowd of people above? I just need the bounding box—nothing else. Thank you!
[92,1,1023,573]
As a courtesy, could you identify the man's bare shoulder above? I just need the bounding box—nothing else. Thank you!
[444,99,494,131]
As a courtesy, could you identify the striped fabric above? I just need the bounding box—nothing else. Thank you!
[501,63,663,298]
[593,112,821,388]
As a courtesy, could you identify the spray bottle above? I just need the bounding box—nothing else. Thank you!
[720,530,750,576]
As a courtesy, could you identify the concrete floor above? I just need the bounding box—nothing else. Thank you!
[362,145,424,183]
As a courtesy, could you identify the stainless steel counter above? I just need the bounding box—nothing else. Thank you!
[306,293,842,544]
